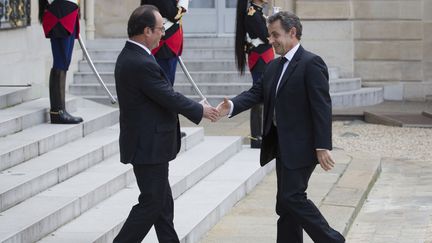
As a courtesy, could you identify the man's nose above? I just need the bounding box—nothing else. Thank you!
[268,37,274,45]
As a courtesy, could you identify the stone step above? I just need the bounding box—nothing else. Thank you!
[77,60,342,80]
[0,97,79,138]
[331,87,384,108]
[0,99,118,172]
[74,68,342,85]
[0,125,119,213]
[38,146,271,243]
[329,78,361,93]
[78,59,240,72]
[0,127,202,213]
[71,79,360,98]
[174,83,252,96]
[82,95,231,108]
[73,71,252,84]
[87,48,235,61]
[1,136,241,243]
[0,86,36,109]
[85,37,235,50]
[69,83,254,97]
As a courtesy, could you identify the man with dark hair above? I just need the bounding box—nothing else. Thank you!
[113,5,218,243]
[217,11,345,243]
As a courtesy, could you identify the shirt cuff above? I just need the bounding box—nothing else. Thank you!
[228,100,234,117]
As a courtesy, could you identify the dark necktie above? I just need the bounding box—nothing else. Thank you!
[264,57,288,134]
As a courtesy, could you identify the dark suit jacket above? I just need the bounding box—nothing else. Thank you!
[231,45,332,169]
[115,41,203,165]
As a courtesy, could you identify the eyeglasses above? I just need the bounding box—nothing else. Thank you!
[153,26,165,34]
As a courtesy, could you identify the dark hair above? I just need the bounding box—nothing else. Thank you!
[234,0,248,74]
[38,0,48,23]
[268,11,302,40]
[127,5,159,38]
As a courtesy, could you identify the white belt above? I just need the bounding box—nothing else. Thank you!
[48,0,78,4]
[246,33,265,47]
[163,18,177,31]
[178,0,189,11]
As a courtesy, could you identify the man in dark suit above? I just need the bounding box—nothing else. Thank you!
[217,11,345,243]
[113,5,219,243]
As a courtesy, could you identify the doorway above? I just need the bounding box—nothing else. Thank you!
[182,0,237,36]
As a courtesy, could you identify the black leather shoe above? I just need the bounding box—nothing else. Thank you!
[50,110,83,124]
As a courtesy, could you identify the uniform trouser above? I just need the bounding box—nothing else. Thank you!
[50,28,76,71]
[273,127,345,243]
[250,70,264,148]
[157,56,179,86]
[113,163,180,243]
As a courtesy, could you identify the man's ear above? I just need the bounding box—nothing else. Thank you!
[143,26,152,36]
[290,27,297,38]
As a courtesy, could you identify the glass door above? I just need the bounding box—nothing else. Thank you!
[182,0,237,36]
[182,0,217,34]
[217,0,236,35]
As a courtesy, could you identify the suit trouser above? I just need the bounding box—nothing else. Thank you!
[50,26,77,71]
[271,125,344,243]
[275,159,345,243]
[113,163,179,243]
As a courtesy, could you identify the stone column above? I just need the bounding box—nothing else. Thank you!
[94,0,137,38]
[85,0,95,39]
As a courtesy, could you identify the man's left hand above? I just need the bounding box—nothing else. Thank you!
[316,149,335,171]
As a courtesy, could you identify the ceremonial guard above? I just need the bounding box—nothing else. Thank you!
[235,0,274,148]
[140,0,188,86]
[38,0,83,124]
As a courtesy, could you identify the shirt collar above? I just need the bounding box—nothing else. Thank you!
[127,39,152,56]
[283,43,300,63]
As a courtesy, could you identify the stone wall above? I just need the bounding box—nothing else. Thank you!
[0,0,83,89]
[291,0,431,100]
[295,0,354,77]
[351,0,424,100]
[94,0,138,38]
[423,0,432,99]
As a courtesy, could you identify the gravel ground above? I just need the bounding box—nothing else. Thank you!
[332,120,432,161]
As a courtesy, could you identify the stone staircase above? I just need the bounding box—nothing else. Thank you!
[0,86,273,243]
[71,37,383,108]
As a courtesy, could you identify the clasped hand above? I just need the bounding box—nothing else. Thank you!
[200,98,231,122]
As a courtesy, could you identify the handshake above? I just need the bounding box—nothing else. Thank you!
[200,98,231,122]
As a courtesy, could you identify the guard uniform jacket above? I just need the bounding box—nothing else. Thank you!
[141,0,183,58]
[245,3,274,72]
[41,0,79,39]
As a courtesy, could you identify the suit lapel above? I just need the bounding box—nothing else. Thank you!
[276,45,304,97]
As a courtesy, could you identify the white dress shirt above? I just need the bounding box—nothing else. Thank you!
[228,43,300,116]
[127,39,152,55]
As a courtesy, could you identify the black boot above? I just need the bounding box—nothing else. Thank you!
[49,68,83,124]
